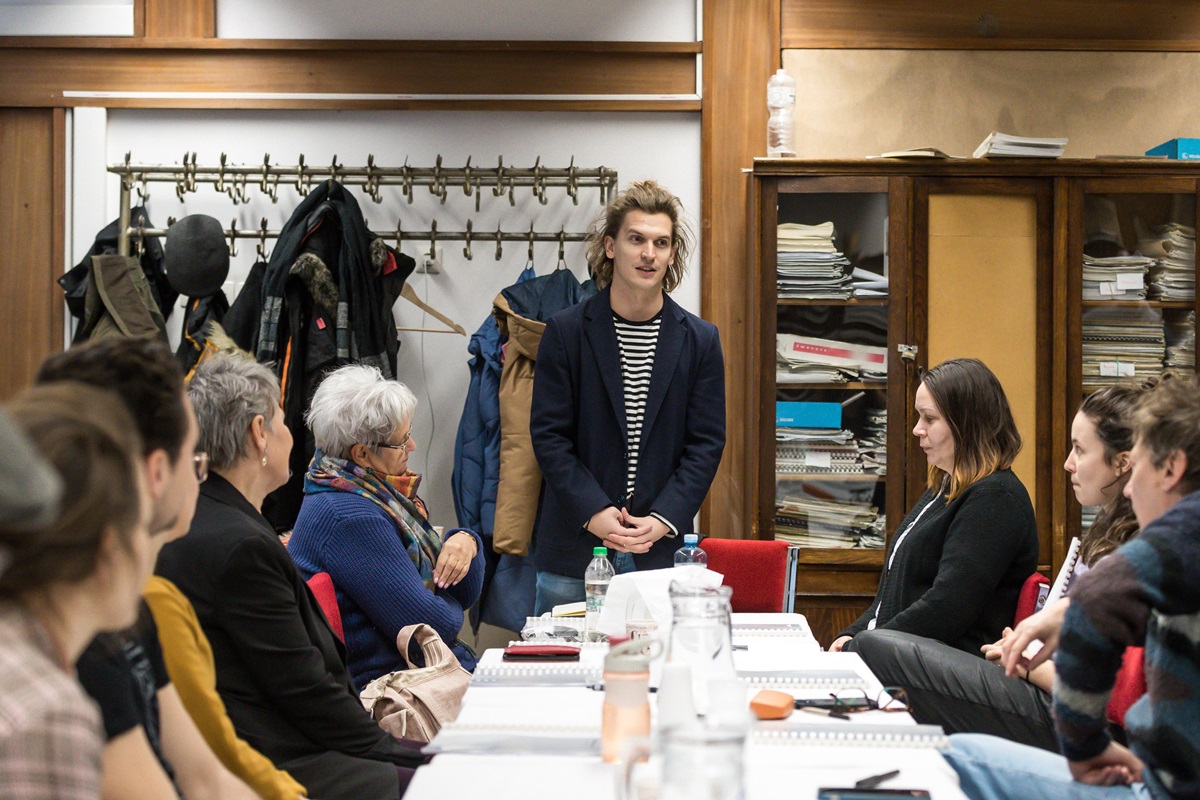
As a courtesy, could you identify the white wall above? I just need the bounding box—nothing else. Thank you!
[216,0,697,41]
[77,109,701,527]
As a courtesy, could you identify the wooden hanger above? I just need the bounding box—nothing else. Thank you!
[396,282,467,335]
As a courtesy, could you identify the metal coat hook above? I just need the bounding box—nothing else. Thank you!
[401,162,414,204]
[494,223,503,260]
[395,219,404,248]
[430,155,448,204]
[134,173,150,203]
[186,152,198,194]
[134,222,146,258]
[493,156,506,197]
[216,153,227,194]
[557,228,567,268]
[364,154,383,203]
[428,219,439,260]
[566,156,579,205]
[256,218,270,260]
[260,153,281,203]
[462,219,473,260]
[532,156,548,205]
[228,218,239,257]
[296,154,309,195]
[329,154,342,184]
[527,223,536,263]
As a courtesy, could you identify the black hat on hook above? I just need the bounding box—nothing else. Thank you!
[164,214,231,298]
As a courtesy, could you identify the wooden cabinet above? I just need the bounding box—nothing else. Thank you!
[747,160,1199,647]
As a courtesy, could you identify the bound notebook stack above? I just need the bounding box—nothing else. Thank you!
[1139,222,1196,302]
[1082,255,1151,300]
[774,491,885,549]
[973,131,1067,158]
[776,334,887,384]
[1081,306,1166,390]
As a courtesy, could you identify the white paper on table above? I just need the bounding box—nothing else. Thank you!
[597,566,724,637]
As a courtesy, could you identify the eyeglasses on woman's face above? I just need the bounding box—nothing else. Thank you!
[373,427,414,451]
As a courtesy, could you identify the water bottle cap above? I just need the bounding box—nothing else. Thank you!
[593,546,608,556]
[683,534,699,545]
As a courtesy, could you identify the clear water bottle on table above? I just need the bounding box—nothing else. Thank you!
[585,545,615,641]
[673,534,707,568]
[767,68,796,157]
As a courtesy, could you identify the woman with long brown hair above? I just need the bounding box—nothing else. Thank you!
[830,358,1039,655]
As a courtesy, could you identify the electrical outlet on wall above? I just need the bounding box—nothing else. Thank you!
[417,247,442,274]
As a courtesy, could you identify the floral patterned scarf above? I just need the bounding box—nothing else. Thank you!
[304,449,442,589]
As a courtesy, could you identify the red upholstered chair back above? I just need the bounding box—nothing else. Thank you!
[1014,572,1051,626]
[306,571,344,642]
[1107,647,1147,728]
[698,538,790,613]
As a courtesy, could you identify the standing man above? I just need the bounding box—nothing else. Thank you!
[530,180,726,613]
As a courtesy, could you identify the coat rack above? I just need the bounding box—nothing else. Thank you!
[110,153,615,335]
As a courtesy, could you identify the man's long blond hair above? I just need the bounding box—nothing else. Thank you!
[586,180,693,293]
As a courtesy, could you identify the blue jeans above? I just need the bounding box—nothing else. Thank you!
[533,552,637,616]
[943,734,1151,800]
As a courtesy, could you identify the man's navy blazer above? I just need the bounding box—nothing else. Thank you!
[530,288,726,578]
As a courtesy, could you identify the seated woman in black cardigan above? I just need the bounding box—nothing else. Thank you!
[829,357,1039,656]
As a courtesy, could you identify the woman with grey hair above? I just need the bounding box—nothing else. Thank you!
[158,355,427,800]
[289,364,484,684]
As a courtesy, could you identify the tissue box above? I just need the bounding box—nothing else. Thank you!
[1145,138,1200,160]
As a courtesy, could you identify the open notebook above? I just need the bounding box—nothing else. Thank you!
[1023,536,1083,659]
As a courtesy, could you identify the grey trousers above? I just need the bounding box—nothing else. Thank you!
[853,628,1059,752]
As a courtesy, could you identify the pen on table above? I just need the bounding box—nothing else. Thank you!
[855,769,900,790]
[798,706,850,721]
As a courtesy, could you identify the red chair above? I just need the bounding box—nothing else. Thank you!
[698,538,791,613]
[1014,572,1051,625]
[306,571,344,642]
[1107,647,1146,728]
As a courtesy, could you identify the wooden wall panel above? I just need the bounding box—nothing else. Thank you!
[700,0,778,538]
[0,108,63,400]
[0,41,700,110]
[780,49,1200,161]
[144,0,214,38]
[782,0,1200,50]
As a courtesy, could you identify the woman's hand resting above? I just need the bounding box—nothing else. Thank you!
[433,532,477,589]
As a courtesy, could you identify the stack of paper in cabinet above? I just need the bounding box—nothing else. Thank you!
[858,409,888,476]
[1081,306,1166,390]
[973,131,1067,158]
[1166,311,1196,373]
[776,222,854,300]
[776,333,887,383]
[774,490,884,549]
[776,439,862,475]
[1082,255,1151,300]
[1139,223,1197,301]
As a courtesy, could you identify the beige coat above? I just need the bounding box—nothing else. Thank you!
[492,293,546,556]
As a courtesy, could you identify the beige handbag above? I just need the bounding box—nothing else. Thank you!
[359,624,471,743]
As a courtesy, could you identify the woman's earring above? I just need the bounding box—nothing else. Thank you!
[261,445,269,468]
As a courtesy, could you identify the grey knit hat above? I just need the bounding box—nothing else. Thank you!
[0,408,62,533]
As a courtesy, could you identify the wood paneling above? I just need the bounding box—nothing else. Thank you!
[700,0,778,538]
[144,0,214,38]
[782,0,1200,50]
[0,40,700,110]
[780,49,1200,161]
[0,108,63,400]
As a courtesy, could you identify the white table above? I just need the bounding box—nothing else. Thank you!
[407,614,966,799]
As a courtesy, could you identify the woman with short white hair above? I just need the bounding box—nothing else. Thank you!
[289,364,484,684]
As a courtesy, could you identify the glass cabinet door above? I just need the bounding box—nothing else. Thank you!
[1073,181,1198,533]
[761,178,901,551]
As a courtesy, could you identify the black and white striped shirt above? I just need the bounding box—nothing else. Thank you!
[614,311,662,502]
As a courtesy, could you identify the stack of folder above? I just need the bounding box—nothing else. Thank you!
[774,490,885,549]
[1082,255,1150,300]
[776,333,887,384]
[1165,311,1196,375]
[1139,223,1197,301]
[973,131,1067,158]
[1081,306,1166,390]
[776,222,854,299]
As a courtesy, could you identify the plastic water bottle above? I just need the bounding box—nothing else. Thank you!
[585,546,615,640]
[674,534,708,568]
[767,68,796,157]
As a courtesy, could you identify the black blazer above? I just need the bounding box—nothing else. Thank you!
[156,473,423,769]
[530,289,726,578]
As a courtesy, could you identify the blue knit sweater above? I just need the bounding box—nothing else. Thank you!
[1054,488,1200,799]
[289,490,484,688]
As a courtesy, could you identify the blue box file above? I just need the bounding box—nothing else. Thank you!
[775,401,842,429]
[1145,138,1200,160]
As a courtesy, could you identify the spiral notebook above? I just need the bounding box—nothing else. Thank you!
[424,721,599,756]
[738,669,866,690]
[1023,536,1082,659]
[470,662,603,687]
[753,722,949,749]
